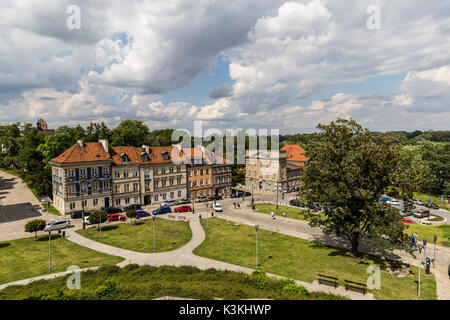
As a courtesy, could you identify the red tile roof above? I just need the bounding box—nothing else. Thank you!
[50,142,111,163]
[281,144,309,163]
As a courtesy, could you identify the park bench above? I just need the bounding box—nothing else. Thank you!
[167,215,175,219]
[317,274,338,288]
[177,216,186,221]
[344,280,367,295]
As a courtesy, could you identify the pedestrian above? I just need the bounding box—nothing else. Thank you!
[271,211,275,220]
[233,202,236,209]
[237,202,240,208]
[411,233,416,248]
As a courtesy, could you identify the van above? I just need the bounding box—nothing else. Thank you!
[44,219,71,232]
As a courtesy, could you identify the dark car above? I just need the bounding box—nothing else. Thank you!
[174,205,192,213]
[103,207,123,214]
[124,204,142,212]
[306,203,321,211]
[290,200,304,207]
[208,195,223,201]
[135,210,150,218]
[428,203,439,210]
[70,210,90,219]
[152,206,172,215]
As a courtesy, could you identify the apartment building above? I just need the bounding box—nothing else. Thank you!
[184,147,213,199]
[50,140,187,214]
[245,148,302,193]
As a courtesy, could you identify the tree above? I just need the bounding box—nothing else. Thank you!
[301,119,415,257]
[111,120,149,147]
[85,122,112,142]
[89,211,108,229]
[418,140,449,196]
[126,209,137,224]
[25,219,47,240]
[144,129,174,146]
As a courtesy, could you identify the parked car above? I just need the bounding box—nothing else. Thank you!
[290,199,304,207]
[152,206,172,215]
[400,210,413,217]
[401,217,417,224]
[412,209,429,219]
[177,198,191,205]
[166,200,178,206]
[103,207,123,214]
[306,203,321,211]
[70,210,89,219]
[428,203,439,210]
[208,195,223,201]
[195,196,208,202]
[44,219,71,231]
[213,202,223,212]
[124,204,142,212]
[387,199,401,205]
[136,210,150,218]
[107,213,127,222]
[413,199,426,206]
[420,220,434,226]
[174,205,192,213]
[379,197,391,203]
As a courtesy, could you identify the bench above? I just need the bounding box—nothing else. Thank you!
[167,215,175,219]
[344,280,367,295]
[317,274,338,288]
[177,216,186,221]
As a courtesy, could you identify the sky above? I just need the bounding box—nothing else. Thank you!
[0,0,449,134]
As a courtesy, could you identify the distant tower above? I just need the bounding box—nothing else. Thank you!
[37,118,48,132]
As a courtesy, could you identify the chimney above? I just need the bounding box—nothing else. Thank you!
[145,145,150,154]
[77,140,84,147]
[99,139,109,152]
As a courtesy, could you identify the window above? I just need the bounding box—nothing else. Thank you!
[82,200,88,208]
[92,168,98,176]
[114,171,120,179]
[162,168,166,174]
[154,181,159,188]
[68,184,75,193]
[178,191,182,197]
[154,195,159,201]
[188,170,192,177]
[169,178,174,186]
[125,197,130,204]
[162,180,166,187]
[169,167,174,173]
[115,199,121,206]
[133,183,138,191]
[69,169,74,177]
[70,202,76,210]
[206,178,209,185]
[200,169,203,175]
[104,167,109,175]
[177,166,181,172]
[125,184,130,192]
[80,168,87,177]
[193,180,198,187]
[115,186,120,194]
[200,179,204,186]
[93,182,98,190]
[206,169,209,174]
[81,183,87,192]
[177,177,181,184]
[170,192,174,199]
[124,171,129,178]
[103,181,109,189]
[93,199,99,206]
[162,193,166,200]
[194,170,198,176]
[134,196,139,203]
[188,181,192,187]
[134,171,138,177]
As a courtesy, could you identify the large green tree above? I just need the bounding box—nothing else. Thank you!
[301,119,418,256]
[418,140,449,196]
[111,120,149,147]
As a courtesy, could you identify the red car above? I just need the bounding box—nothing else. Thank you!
[401,217,416,224]
[174,205,192,213]
[107,213,127,222]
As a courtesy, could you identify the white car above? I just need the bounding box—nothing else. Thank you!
[419,220,433,226]
[387,199,401,205]
[213,203,223,212]
[44,219,71,231]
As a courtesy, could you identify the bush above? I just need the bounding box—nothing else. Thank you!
[95,279,118,298]
[282,282,309,296]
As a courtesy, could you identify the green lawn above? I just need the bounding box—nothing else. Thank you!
[194,218,437,300]
[0,235,124,285]
[0,265,346,300]
[413,192,449,211]
[250,204,318,221]
[404,224,450,248]
[77,218,192,253]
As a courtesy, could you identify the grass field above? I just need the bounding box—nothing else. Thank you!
[413,192,449,211]
[0,235,124,285]
[0,265,346,300]
[77,218,192,253]
[194,218,437,300]
[250,204,316,221]
[404,224,450,248]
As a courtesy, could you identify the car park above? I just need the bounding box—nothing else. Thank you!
[174,205,192,213]
[107,213,127,222]
[152,206,172,215]
[213,202,223,212]
[135,210,150,218]
[124,204,142,212]
[44,219,71,231]
[401,217,417,224]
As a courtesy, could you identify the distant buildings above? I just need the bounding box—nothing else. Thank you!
[244,144,308,193]
[36,118,55,134]
[50,140,232,214]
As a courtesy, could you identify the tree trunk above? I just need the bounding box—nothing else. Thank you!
[350,234,360,257]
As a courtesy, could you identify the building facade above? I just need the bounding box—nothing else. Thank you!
[50,140,187,214]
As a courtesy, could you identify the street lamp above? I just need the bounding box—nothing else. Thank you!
[255,224,259,268]
[48,230,52,272]
[152,215,156,250]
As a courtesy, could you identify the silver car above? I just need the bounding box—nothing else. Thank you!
[44,219,71,231]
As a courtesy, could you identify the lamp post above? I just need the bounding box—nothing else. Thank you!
[152,215,156,250]
[48,230,52,272]
[81,191,86,229]
[255,224,259,268]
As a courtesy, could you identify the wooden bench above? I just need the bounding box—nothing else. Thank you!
[167,215,175,219]
[317,274,338,288]
[344,280,367,295]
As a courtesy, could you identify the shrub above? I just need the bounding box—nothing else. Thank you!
[95,279,118,298]
[282,282,309,296]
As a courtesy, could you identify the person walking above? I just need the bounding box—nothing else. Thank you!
[271,211,275,220]
[411,233,416,249]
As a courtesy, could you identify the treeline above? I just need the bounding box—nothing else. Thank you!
[0,120,448,200]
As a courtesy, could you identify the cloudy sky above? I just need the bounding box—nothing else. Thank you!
[0,0,449,133]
